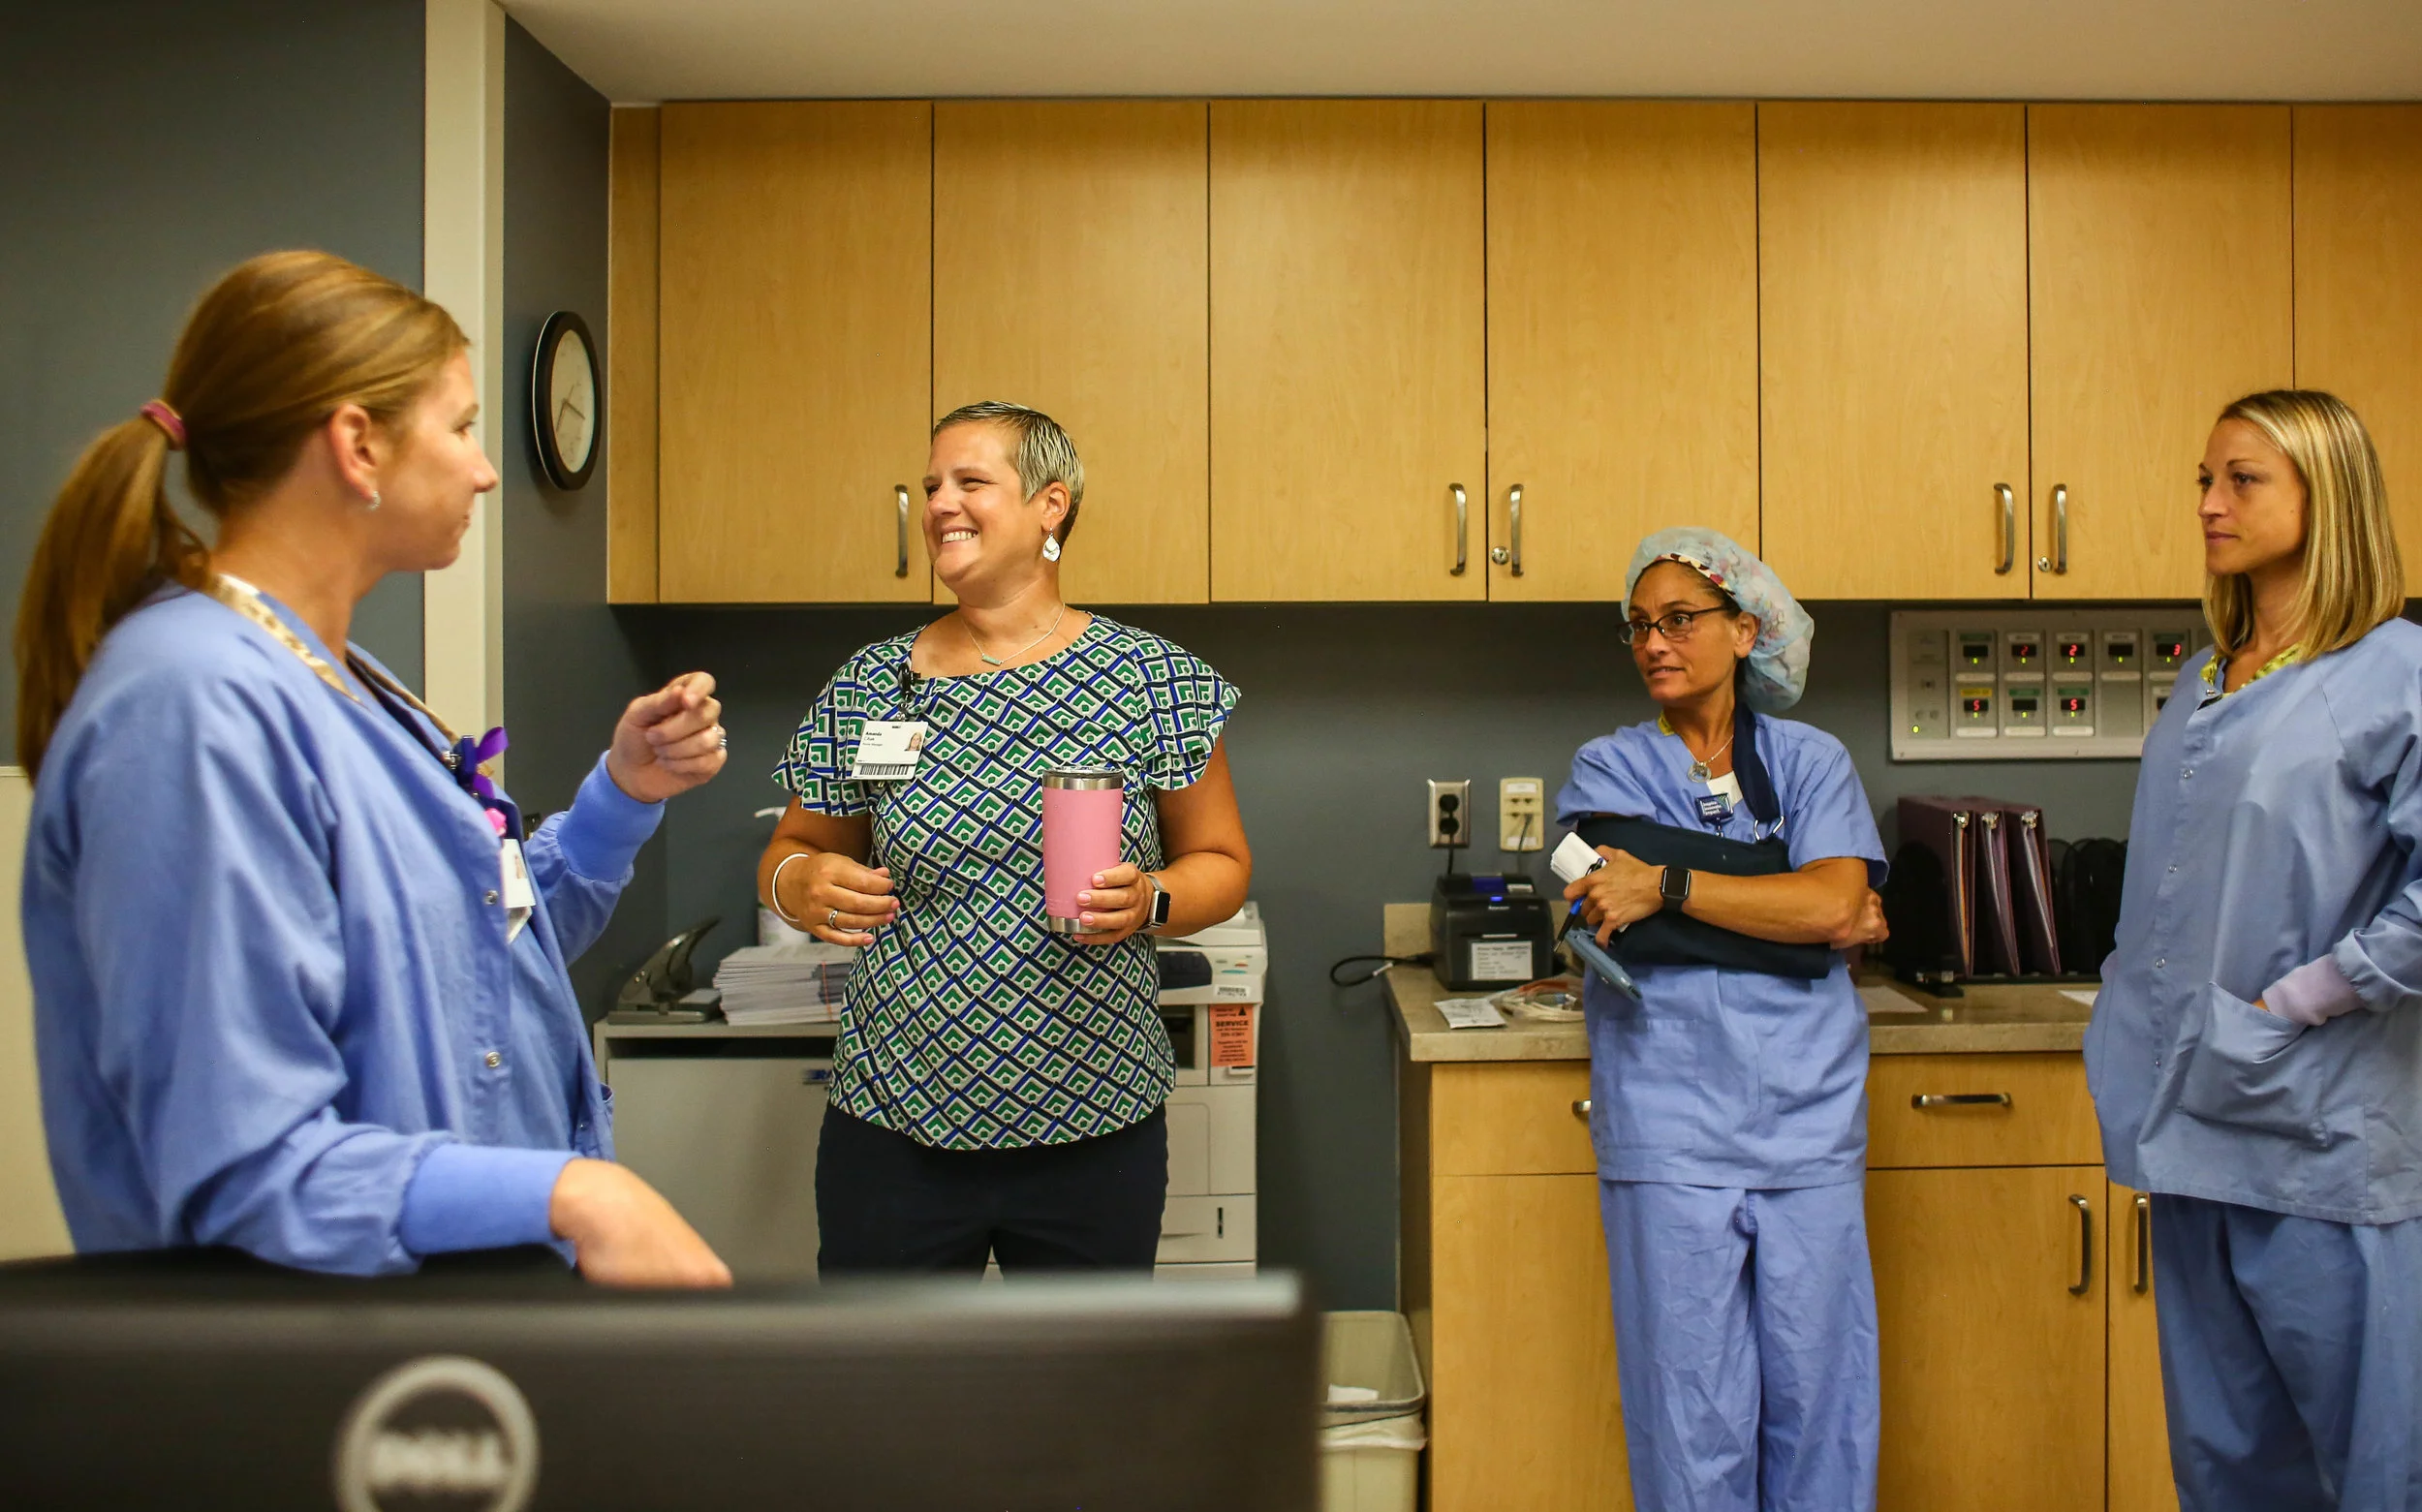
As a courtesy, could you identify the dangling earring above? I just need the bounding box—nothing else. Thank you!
[365,490,382,511]
[1041,532,1062,563]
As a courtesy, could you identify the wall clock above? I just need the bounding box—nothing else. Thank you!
[531,310,600,490]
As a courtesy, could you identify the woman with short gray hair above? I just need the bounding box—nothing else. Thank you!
[757,402,1253,1273]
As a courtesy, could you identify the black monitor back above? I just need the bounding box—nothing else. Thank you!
[0,1262,1318,1511]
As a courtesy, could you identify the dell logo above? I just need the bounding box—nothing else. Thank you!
[333,1355,540,1512]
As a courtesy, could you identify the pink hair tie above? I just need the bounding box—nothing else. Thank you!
[139,400,186,450]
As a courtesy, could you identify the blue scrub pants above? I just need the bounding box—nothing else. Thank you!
[2150,1193,2422,1512]
[1599,1180,1879,1512]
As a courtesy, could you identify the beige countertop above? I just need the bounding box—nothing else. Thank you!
[1385,965,2094,1063]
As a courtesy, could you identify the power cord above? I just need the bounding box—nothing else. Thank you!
[1328,952,1435,988]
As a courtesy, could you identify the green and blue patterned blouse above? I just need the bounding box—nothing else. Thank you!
[776,616,1238,1150]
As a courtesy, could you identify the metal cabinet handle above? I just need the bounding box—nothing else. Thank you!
[1910,1093,2013,1109]
[1449,483,1469,575]
[1995,483,2016,574]
[1571,1098,1592,1119]
[2068,1193,2094,1296]
[2134,1191,2152,1294]
[2036,483,2068,575]
[1499,484,1524,576]
[893,484,911,578]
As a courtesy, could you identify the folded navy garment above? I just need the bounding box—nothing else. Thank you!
[1571,815,1834,980]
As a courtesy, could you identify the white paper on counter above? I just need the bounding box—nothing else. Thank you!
[2061,988,2099,1007]
[1858,985,1932,1015]
[1434,996,1508,1030]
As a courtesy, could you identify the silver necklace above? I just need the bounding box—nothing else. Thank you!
[965,602,1068,667]
[1677,726,1735,783]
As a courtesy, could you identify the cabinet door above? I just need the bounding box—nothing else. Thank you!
[659,102,932,602]
[2294,105,2422,596]
[1868,1168,2105,1512]
[1759,103,2030,600]
[2109,1183,2179,1512]
[1486,102,1757,602]
[2029,106,2292,602]
[935,102,1209,605]
[1210,101,1485,602]
[1430,1174,1631,1512]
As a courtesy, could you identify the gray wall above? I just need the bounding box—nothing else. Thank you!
[0,0,428,749]
[499,17,665,1012]
[637,601,2154,1308]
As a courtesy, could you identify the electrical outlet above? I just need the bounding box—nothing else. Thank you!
[1499,777,1545,851]
[1426,779,1472,849]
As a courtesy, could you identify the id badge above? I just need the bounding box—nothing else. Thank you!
[500,838,536,943]
[851,721,928,782]
[1696,772,1743,824]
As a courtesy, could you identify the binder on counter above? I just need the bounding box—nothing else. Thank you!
[1895,796,1978,978]
[1963,801,2025,977]
[2002,804,2065,975]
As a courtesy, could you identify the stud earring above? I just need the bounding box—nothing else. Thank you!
[365,490,382,511]
[1041,533,1062,563]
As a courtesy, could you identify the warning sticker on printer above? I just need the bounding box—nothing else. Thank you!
[1469,941,1536,981]
[1208,1004,1256,1067]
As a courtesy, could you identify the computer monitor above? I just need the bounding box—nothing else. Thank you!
[0,1259,1318,1511]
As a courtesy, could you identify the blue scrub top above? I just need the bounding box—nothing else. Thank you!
[2087,622,2422,1225]
[21,586,662,1274]
[1556,716,1886,1188]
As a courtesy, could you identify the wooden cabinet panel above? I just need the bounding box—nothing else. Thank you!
[658,101,932,602]
[1869,1168,2106,1512]
[1867,1053,2099,1169]
[1431,1063,1596,1177]
[1759,103,2030,599]
[2294,105,2422,597]
[934,102,1209,606]
[606,106,660,603]
[1431,1175,1631,1512]
[1209,101,1485,602]
[1486,102,1757,602]
[2108,1183,2178,1512]
[2029,106,2292,602]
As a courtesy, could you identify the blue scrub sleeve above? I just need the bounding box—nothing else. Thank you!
[2330,701,2422,1014]
[398,1144,576,1255]
[61,673,443,1275]
[1556,735,1661,828]
[1779,739,1887,886]
[524,755,664,961]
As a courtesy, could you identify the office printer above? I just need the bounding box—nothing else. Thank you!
[1430,874,1556,990]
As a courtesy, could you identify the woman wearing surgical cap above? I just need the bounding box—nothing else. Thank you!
[2087,391,2422,1510]
[1556,528,1890,1512]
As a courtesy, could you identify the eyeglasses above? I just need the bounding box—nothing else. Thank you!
[1619,604,1732,645]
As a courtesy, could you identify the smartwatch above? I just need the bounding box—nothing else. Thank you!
[1658,865,1692,912]
[1146,874,1173,930]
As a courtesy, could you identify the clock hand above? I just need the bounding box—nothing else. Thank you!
[555,396,586,426]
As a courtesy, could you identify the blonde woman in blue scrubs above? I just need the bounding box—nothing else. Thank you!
[2087,390,2422,1509]
[1558,529,1889,1512]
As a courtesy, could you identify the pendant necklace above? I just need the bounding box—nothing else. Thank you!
[965,602,1068,666]
[1679,727,1734,784]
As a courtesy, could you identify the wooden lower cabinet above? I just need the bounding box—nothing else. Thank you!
[2108,1183,2179,1512]
[1868,1166,2107,1512]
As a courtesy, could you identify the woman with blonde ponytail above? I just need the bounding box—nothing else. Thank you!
[2086,389,2422,1507]
[17,251,731,1284]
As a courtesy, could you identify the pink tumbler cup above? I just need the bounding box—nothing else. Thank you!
[1042,768,1125,934]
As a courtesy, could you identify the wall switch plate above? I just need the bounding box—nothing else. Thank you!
[1426,779,1472,849]
[1499,777,1545,851]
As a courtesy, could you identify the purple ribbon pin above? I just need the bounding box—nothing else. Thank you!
[449,725,510,801]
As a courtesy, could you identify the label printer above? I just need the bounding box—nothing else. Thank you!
[1430,873,1556,990]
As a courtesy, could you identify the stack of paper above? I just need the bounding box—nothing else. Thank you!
[711,941,854,1026]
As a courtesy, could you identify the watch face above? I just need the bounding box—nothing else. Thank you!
[547,326,596,471]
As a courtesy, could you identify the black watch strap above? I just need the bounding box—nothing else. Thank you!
[1659,865,1692,911]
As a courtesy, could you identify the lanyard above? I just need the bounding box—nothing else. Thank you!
[203,574,520,839]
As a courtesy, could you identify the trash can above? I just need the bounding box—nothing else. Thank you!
[1320,1311,1426,1512]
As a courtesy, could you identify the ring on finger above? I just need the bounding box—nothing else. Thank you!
[825,908,840,929]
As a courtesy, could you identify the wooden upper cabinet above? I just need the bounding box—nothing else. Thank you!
[1487,103,1756,602]
[935,102,1209,606]
[1210,101,1486,602]
[658,101,932,603]
[1759,103,2030,600]
[606,106,661,603]
[2294,105,2422,596]
[2028,106,2292,602]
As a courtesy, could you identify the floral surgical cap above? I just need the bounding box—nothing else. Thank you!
[1623,527,1815,713]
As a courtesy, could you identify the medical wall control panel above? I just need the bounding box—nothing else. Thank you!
[1890,608,2206,761]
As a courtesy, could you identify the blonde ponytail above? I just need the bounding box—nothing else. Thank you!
[12,251,465,778]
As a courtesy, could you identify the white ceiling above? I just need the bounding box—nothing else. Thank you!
[508,0,2422,107]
